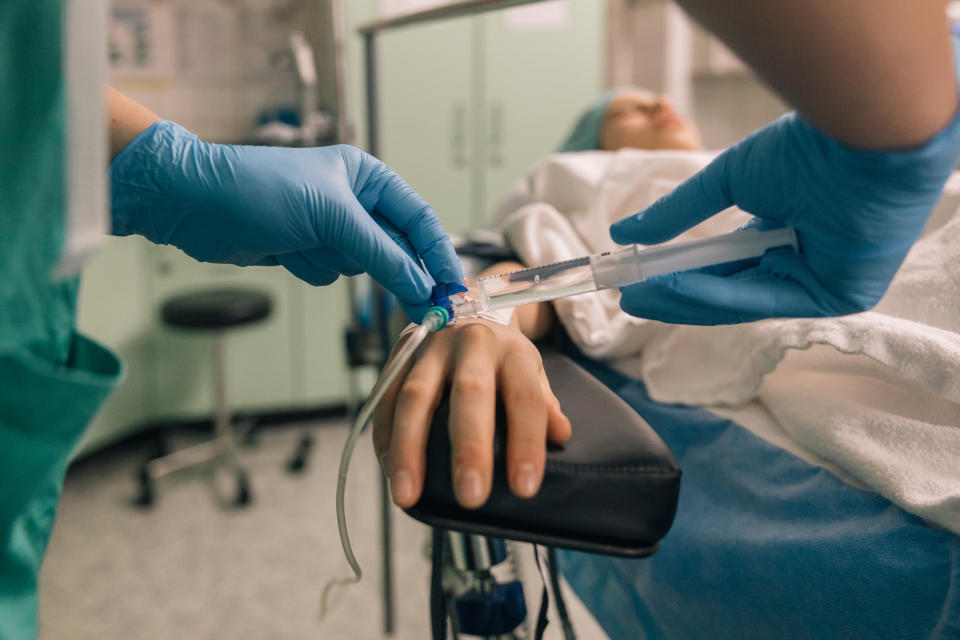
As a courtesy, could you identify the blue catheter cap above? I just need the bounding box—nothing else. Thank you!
[430,282,468,318]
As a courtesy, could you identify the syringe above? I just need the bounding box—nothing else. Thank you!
[451,226,798,317]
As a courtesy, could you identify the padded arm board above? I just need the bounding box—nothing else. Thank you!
[404,349,681,558]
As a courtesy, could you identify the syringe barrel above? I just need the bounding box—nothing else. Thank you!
[452,227,798,317]
[590,246,642,290]
[591,226,797,290]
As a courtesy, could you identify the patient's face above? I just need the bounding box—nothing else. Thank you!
[601,90,702,151]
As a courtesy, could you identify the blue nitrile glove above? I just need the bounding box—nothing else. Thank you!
[111,120,464,321]
[609,108,960,325]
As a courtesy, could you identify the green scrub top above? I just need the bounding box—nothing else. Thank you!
[1,2,121,637]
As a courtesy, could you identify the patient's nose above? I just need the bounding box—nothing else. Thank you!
[653,97,675,115]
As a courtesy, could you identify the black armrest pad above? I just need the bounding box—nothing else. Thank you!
[404,349,681,558]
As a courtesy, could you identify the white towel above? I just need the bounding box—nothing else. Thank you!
[498,151,960,534]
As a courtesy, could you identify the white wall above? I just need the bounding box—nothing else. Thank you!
[108,0,341,143]
[693,75,788,150]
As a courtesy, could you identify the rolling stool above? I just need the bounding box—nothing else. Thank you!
[136,287,272,508]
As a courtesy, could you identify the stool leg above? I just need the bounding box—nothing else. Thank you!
[285,428,314,473]
[136,435,221,508]
[213,333,252,506]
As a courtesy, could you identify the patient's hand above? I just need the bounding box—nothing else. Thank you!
[372,317,571,510]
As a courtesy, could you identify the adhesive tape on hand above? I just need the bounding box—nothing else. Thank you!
[398,306,514,337]
[475,307,514,326]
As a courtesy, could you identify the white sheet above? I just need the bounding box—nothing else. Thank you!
[495,150,753,361]
[496,150,960,534]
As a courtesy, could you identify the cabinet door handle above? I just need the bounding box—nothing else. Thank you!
[488,103,504,168]
[450,103,468,169]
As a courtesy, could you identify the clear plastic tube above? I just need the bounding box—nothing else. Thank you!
[320,306,448,618]
[452,227,797,317]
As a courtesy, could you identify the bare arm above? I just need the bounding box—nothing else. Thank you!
[107,87,160,159]
[678,1,957,148]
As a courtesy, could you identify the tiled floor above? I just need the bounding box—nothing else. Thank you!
[38,420,607,639]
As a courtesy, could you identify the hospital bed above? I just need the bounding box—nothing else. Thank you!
[349,278,960,640]
[352,2,960,638]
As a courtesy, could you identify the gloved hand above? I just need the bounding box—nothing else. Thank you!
[111,120,463,321]
[609,109,960,325]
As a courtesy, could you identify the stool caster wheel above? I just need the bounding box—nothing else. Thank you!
[234,471,252,507]
[286,434,314,474]
[241,429,258,448]
[239,419,259,448]
[134,467,155,508]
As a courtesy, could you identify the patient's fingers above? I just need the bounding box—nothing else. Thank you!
[500,350,548,499]
[387,343,448,508]
[449,323,499,509]
[540,374,572,444]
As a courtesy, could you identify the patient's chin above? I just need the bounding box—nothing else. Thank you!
[603,125,702,152]
[657,129,702,151]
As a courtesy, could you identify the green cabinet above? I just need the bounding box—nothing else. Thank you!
[146,245,300,420]
[75,238,350,457]
[355,1,605,233]
[379,19,476,235]
[482,3,605,216]
[298,277,353,405]
[74,236,154,455]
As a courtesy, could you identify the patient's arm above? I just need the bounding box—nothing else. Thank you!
[677,1,957,149]
[372,262,567,510]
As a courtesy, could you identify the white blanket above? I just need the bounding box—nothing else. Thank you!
[496,151,960,534]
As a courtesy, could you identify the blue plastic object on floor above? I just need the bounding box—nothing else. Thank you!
[453,580,527,636]
[558,354,960,640]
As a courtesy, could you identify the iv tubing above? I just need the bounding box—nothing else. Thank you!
[322,305,449,615]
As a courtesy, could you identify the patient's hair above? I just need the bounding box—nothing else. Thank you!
[559,88,702,153]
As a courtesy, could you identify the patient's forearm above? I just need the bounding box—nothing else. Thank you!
[677,1,957,149]
[479,261,554,341]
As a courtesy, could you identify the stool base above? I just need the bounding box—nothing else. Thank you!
[134,430,253,508]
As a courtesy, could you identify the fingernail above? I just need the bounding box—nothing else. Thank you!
[391,470,414,506]
[515,463,538,498]
[455,470,484,507]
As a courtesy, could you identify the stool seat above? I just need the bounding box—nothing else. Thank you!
[162,287,272,330]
